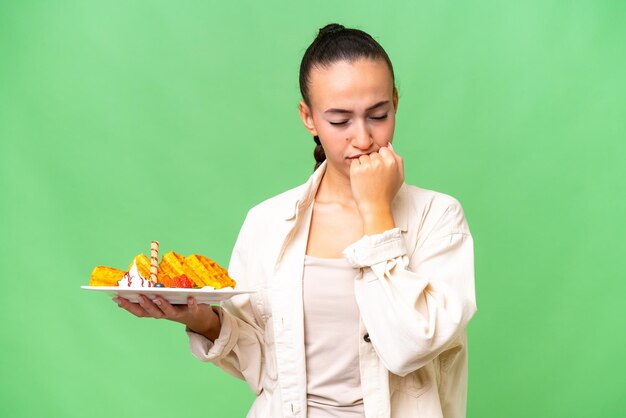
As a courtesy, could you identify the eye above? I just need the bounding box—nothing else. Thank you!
[329,120,349,126]
[370,114,388,121]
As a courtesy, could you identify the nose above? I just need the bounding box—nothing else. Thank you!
[350,119,373,150]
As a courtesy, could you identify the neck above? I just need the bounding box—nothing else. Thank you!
[315,163,355,206]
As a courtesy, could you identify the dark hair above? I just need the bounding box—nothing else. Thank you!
[299,23,396,171]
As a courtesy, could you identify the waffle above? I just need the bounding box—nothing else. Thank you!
[183,254,235,289]
[159,251,186,279]
[88,248,235,289]
[128,254,151,279]
[90,266,126,286]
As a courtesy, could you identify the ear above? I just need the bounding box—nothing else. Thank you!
[392,87,399,113]
[299,100,318,137]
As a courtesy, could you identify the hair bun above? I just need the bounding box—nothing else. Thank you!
[318,23,345,36]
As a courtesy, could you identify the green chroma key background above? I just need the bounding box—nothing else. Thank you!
[1,1,624,417]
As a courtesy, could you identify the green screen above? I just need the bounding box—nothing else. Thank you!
[1,1,624,417]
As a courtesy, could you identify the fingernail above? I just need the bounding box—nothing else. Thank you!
[154,299,161,306]
[112,297,119,304]
[388,142,394,149]
[138,295,144,303]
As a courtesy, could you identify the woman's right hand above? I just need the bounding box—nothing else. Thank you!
[114,295,222,341]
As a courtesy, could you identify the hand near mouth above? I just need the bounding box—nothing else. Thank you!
[349,143,405,235]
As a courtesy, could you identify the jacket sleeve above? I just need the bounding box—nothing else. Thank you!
[185,210,266,395]
[343,200,477,377]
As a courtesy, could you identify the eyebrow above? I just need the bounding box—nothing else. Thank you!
[324,100,390,114]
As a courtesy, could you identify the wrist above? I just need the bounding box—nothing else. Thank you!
[188,306,222,341]
[359,205,395,235]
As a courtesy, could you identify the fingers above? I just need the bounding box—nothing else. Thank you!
[115,296,151,318]
[380,144,404,177]
[154,297,179,318]
[187,296,199,315]
[369,152,383,162]
[353,150,397,180]
[384,141,399,158]
[350,158,360,177]
[377,147,394,163]
[114,295,168,319]
[356,145,400,166]
[137,295,166,319]
[377,147,400,173]
[352,146,403,177]
[387,142,403,166]
[358,152,383,166]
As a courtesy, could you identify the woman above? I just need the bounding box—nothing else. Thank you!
[116,24,477,418]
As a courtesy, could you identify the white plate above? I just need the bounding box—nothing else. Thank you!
[81,286,255,304]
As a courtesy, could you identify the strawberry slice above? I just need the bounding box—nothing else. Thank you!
[170,274,194,288]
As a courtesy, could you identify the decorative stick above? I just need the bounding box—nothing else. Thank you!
[150,240,159,284]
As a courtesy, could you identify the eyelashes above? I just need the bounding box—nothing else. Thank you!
[329,114,388,126]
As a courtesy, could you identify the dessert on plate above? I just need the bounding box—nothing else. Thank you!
[88,241,235,290]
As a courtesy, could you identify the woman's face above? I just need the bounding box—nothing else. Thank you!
[299,58,398,178]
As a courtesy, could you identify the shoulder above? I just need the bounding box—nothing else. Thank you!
[246,183,305,220]
[403,184,471,237]
[236,183,305,236]
[405,184,462,208]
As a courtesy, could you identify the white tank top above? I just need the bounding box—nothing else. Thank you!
[302,255,365,418]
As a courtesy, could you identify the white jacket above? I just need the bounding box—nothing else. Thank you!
[187,160,477,418]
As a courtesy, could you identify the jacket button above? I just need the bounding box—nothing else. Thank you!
[363,333,371,343]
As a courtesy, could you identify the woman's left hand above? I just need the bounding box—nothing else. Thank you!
[350,143,404,234]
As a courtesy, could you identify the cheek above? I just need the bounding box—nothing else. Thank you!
[373,118,396,142]
[316,124,344,142]
[323,137,347,155]
[317,131,348,158]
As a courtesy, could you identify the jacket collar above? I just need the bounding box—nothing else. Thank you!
[282,159,408,232]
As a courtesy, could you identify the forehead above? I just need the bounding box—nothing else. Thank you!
[307,58,393,109]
